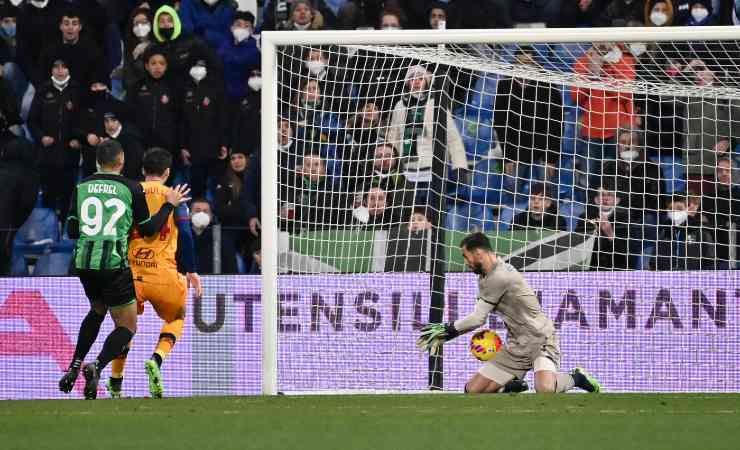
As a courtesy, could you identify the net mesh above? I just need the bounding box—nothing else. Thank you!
[271,35,740,392]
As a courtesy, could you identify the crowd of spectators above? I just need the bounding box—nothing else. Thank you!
[1,0,739,275]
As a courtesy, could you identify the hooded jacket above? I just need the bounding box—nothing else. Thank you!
[152,5,223,91]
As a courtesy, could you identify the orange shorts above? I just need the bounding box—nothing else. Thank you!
[132,269,187,322]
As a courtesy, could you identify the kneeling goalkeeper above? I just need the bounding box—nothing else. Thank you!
[418,232,601,394]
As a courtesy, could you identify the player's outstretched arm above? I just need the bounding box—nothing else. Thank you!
[133,184,191,237]
[416,299,494,353]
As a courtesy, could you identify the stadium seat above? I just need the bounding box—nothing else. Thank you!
[650,154,687,194]
[559,200,585,232]
[33,241,74,276]
[446,202,496,232]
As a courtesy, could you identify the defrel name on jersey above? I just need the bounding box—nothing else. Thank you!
[87,184,118,195]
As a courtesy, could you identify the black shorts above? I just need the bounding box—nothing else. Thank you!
[77,268,136,308]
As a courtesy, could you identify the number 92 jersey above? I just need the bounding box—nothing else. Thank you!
[69,173,154,271]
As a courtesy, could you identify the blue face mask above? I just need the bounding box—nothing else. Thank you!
[2,23,15,38]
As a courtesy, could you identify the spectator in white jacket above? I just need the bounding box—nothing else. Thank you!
[385,64,469,203]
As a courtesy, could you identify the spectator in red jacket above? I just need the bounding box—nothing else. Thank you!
[572,42,636,190]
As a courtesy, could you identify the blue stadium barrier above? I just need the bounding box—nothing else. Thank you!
[559,200,585,232]
[33,240,74,276]
[497,200,529,232]
[650,154,687,194]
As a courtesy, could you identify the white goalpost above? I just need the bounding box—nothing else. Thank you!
[261,27,740,396]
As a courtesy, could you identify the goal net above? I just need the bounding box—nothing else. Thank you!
[261,28,740,394]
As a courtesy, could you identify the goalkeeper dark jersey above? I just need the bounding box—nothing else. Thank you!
[67,172,173,270]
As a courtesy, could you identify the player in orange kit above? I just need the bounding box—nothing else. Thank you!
[107,147,203,398]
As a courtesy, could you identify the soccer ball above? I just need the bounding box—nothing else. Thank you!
[469,329,502,361]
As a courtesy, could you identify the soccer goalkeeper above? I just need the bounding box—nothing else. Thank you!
[417,232,601,394]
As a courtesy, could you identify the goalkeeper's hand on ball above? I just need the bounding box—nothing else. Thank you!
[416,323,460,353]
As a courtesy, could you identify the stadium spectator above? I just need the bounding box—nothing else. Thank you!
[654,194,716,270]
[290,78,345,179]
[127,46,178,159]
[386,64,469,204]
[123,7,154,95]
[217,10,260,102]
[27,59,81,221]
[179,58,228,199]
[101,112,145,181]
[683,59,740,177]
[280,152,348,231]
[178,0,235,51]
[79,77,129,176]
[595,0,645,26]
[512,183,566,231]
[37,8,107,94]
[0,5,26,105]
[703,157,739,269]
[493,46,563,185]
[346,101,382,147]
[151,4,223,93]
[241,118,297,240]
[301,47,354,113]
[644,0,674,25]
[16,0,61,92]
[559,0,603,27]
[214,149,252,272]
[601,128,662,213]
[427,2,447,29]
[672,0,717,24]
[228,69,261,157]
[261,0,334,31]
[378,6,405,29]
[351,182,414,229]
[394,0,512,29]
[0,72,22,144]
[190,197,238,274]
[572,42,636,189]
[0,137,38,276]
[347,141,408,201]
[576,185,635,270]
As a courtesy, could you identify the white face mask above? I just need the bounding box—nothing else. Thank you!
[602,47,622,64]
[52,74,71,89]
[692,7,709,22]
[352,206,369,224]
[305,60,326,76]
[30,0,49,8]
[620,150,640,161]
[203,0,219,5]
[190,66,207,82]
[191,211,211,229]
[232,27,251,43]
[628,43,647,57]
[133,23,151,38]
[650,11,668,26]
[667,210,688,225]
[248,76,262,91]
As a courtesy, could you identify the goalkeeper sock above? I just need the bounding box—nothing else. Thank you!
[555,373,576,393]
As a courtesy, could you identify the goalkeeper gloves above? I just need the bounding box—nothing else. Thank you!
[416,322,460,353]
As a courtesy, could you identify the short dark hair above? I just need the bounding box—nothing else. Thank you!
[142,147,172,176]
[143,45,167,64]
[460,232,492,252]
[96,140,123,167]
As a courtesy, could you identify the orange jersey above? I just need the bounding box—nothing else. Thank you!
[129,181,178,275]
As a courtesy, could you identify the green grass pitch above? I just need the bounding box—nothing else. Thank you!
[2,394,739,450]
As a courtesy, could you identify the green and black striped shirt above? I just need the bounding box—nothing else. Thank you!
[67,173,153,270]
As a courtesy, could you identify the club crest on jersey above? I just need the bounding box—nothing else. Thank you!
[202,97,210,107]
[161,95,169,104]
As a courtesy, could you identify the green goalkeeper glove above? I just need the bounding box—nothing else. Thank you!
[416,323,459,353]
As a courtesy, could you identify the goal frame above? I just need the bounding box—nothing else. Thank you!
[260,26,740,395]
